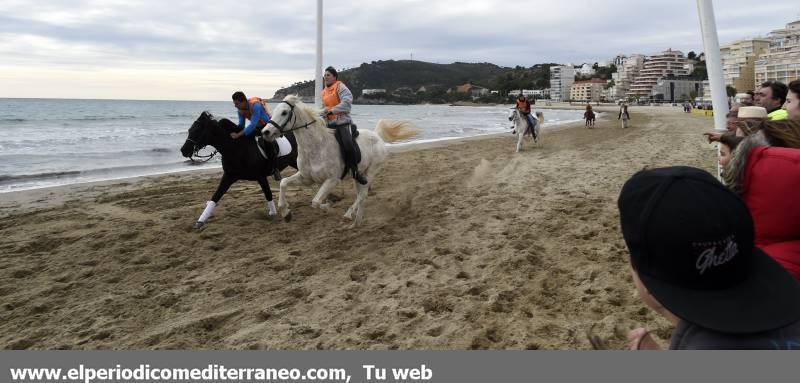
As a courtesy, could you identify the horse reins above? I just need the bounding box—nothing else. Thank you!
[186,137,218,163]
[266,101,315,136]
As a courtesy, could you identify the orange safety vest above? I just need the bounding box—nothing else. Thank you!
[238,97,271,126]
[516,99,530,113]
[322,81,342,121]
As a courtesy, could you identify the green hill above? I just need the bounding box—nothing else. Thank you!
[271,60,557,103]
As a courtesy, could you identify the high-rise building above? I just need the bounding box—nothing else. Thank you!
[754,20,800,86]
[720,38,771,92]
[610,54,645,100]
[549,65,575,101]
[629,49,690,100]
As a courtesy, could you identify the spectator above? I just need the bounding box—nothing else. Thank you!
[618,166,800,350]
[785,80,800,121]
[724,119,800,195]
[741,91,755,106]
[735,106,768,137]
[756,81,789,120]
[702,106,762,143]
[718,133,742,169]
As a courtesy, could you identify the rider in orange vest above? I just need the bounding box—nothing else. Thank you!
[231,91,281,180]
[515,94,536,137]
[321,66,367,185]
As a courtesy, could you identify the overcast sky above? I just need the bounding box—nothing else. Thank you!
[1,0,797,100]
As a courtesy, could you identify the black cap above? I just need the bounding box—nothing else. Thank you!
[618,166,800,333]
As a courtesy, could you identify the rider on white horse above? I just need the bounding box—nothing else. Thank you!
[515,94,537,138]
[321,66,368,185]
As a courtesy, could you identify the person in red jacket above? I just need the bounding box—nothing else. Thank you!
[723,119,800,280]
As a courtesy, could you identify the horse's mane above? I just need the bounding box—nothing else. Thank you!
[283,95,327,130]
[200,110,238,134]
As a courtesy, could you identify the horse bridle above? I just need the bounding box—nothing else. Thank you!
[186,120,218,163]
[266,101,314,136]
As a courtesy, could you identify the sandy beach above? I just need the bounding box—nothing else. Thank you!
[0,106,717,350]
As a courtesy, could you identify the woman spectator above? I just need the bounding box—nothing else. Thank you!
[723,119,800,280]
[785,80,800,121]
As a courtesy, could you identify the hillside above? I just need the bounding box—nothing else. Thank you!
[271,60,556,102]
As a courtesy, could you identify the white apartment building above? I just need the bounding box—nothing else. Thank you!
[629,49,690,100]
[550,65,575,101]
[362,89,387,95]
[754,20,800,86]
[609,54,645,100]
[508,89,551,99]
[720,38,771,92]
[577,63,596,76]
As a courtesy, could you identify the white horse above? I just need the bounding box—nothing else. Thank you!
[509,109,543,152]
[261,95,418,226]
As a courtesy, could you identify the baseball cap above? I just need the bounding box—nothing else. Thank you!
[618,166,800,333]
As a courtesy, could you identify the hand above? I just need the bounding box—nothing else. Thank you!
[628,328,662,350]
[703,132,722,143]
[230,132,242,139]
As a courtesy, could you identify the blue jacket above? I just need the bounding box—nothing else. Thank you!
[238,102,271,137]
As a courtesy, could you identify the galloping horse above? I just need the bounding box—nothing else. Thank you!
[260,95,418,226]
[180,111,298,228]
[509,109,544,152]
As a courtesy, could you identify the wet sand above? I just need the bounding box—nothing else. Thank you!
[0,107,717,349]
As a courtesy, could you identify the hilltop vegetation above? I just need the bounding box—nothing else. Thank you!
[271,60,559,104]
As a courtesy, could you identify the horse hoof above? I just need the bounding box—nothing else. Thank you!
[283,211,293,222]
[193,221,205,230]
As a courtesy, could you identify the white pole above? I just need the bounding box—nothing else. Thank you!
[314,0,323,108]
[696,0,728,132]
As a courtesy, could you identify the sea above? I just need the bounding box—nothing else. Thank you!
[0,98,588,193]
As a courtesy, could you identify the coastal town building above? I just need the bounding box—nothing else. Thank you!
[628,49,690,100]
[609,54,645,101]
[754,20,800,86]
[361,89,387,95]
[452,83,491,99]
[549,65,575,102]
[570,79,607,102]
[649,76,704,103]
[508,89,550,99]
[720,38,771,92]
[577,63,596,77]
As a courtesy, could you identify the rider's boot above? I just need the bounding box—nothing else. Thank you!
[352,167,368,185]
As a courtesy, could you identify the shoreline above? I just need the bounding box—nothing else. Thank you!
[0,116,591,204]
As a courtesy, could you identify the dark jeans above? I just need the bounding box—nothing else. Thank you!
[331,123,361,170]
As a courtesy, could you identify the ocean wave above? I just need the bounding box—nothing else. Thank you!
[0,161,197,186]
[0,171,82,183]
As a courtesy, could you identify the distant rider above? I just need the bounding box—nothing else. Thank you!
[515,94,536,137]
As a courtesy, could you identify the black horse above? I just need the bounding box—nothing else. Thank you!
[180,111,298,228]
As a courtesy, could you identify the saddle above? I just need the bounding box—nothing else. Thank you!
[255,136,279,161]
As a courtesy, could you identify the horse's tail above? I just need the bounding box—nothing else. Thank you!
[375,120,420,143]
[535,111,544,136]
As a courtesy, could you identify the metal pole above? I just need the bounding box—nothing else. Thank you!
[696,0,728,132]
[314,0,323,108]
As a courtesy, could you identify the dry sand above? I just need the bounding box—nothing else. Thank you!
[0,106,717,350]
